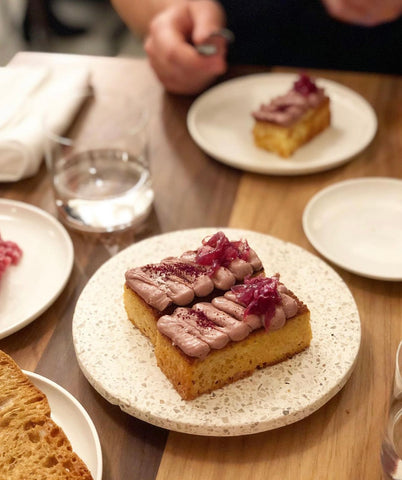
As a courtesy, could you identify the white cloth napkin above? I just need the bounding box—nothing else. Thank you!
[0,65,90,182]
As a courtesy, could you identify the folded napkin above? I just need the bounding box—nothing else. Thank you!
[0,65,90,182]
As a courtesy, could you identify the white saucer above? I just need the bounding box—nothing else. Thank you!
[73,228,360,436]
[303,177,402,280]
[26,371,102,480]
[187,73,377,175]
[0,200,74,338]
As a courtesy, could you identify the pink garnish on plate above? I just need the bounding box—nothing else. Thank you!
[293,73,318,96]
[232,275,282,330]
[0,233,23,280]
[195,231,250,274]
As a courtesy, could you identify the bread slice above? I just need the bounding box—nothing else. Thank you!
[124,232,312,400]
[123,283,163,345]
[0,350,93,480]
[155,297,311,400]
[125,277,311,401]
[253,98,330,157]
[252,73,331,157]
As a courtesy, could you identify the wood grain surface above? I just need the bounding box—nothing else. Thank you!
[0,51,401,480]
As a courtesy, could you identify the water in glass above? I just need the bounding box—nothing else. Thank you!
[382,342,402,480]
[53,148,153,232]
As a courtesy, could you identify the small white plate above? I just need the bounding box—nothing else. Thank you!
[0,199,74,338]
[303,177,402,280]
[187,73,377,175]
[26,371,102,480]
[73,228,360,436]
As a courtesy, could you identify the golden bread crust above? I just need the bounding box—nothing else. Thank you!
[253,98,331,157]
[124,284,161,345]
[155,310,312,400]
[0,350,93,480]
[124,284,312,401]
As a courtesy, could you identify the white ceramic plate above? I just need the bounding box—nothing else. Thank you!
[73,228,360,436]
[0,199,74,338]
[303,177,402,280]
[187,73,377,175]
[26,371,102,480]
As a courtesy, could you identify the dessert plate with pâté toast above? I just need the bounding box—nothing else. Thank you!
[187,73,377,175]
[73,228,360,436]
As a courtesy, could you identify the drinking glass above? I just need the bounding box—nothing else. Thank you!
[381,341,402,479]
[44,87,153,233]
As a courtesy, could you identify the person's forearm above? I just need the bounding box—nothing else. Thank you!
[111,0,187,37]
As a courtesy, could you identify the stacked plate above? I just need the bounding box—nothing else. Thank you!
[303,177,402,281]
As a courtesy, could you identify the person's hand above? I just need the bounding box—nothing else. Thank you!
[144,0,228,95]
[322,0,402,26]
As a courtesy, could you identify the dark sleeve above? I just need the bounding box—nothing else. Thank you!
[218,0,402,74]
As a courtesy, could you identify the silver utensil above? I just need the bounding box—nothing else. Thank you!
[195,28,235,56]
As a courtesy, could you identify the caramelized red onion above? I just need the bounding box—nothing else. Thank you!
[195,231,250,274]
[293,73,318,96]
[231,275,282,330]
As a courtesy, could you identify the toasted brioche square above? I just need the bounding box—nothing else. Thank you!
[253,98,330,157]
[155,309,312,400]
[124,283,312,401]
[0,350,93,480]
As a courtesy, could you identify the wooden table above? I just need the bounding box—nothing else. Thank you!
[1,51,401,480]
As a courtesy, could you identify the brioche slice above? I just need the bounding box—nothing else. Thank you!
[0,350,93,480]
[155,308,311,400]
[154,283,311,400]
[253,98,330,157]
[124,232,312,401]
[252,73,331,157]
[124,283,163,345]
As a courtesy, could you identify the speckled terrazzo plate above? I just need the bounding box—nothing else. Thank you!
[72,228,361,436]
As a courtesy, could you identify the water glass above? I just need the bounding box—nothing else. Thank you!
[44,87,153,233]
[381,342,402,479]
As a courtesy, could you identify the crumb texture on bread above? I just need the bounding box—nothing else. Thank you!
[155,311,312,400]
[0,350,93,480]
[125,285,312,400]
[123,234,313,401]
[124,283,160,344]
[253,99,330,157]
[252,74,331,157]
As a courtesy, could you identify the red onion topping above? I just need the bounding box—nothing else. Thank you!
[293,73,318,96]
[231,276,282,330]
[195,231,250,274]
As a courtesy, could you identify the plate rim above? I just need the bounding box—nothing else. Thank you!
[24,370,103,480]
[187,72,377,175]
[73,227,361,436]
[302,176,402,281]
[0,199,74,338]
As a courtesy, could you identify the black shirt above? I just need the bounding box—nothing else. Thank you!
[219,0,402,74]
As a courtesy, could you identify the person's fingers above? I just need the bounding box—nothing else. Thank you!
[146,4,227,72]
[144,2,228,94]
[323,0,367,21]
[189,0,226,44]
[147,15,226,74]
[146,42,226,93]
[145,29,225,94]
[322,0,402,26]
